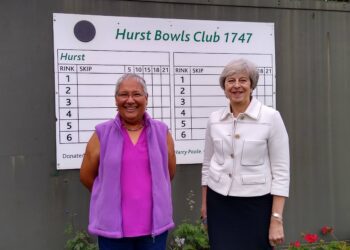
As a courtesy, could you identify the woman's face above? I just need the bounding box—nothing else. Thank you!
[115,77,148,124]
[224,72,252,108]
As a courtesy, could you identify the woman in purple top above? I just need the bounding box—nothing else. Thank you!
[80,73,176,250]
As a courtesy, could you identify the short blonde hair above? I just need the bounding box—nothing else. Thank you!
[219,58,259,90]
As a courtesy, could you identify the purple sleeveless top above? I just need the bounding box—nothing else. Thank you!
[88,113,174,238]
[121,127,152,237]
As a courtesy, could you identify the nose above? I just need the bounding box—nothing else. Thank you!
[232,81,241,87]
[126,95,135,103]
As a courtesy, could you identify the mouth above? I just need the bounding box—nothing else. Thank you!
[124,105,138,112]
[231,91,244,97]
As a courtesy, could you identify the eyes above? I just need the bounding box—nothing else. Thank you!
[117,92,144,100]
[225,77,250,86]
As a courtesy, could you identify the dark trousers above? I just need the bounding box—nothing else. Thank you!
[207,188,273,250]
[98,231,168,250]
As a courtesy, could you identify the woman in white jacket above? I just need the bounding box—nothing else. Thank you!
[201,58,290,250]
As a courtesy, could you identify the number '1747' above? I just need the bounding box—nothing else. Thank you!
[224,33,252,43]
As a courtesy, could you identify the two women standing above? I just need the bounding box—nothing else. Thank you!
[80,58,290,250]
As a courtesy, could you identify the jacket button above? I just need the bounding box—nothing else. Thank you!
[240,116,245,120]
[230,153,234,158]
[228,173,232,177]
[234,134,240,139]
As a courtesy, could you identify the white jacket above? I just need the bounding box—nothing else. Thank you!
[202,98,290,197]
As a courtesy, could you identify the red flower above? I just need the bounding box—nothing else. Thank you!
[292,240,301,248]
[304,233,318,243]
[321,226,333,235]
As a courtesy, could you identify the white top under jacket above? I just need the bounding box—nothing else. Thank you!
[202,97,290,197]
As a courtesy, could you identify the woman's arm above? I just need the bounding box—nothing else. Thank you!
[80,132,100,192]
[201,120,213,220]
[167,131,176,181]
[201,186,208,220]
[268,111,289,246]
[268,111,290,197]
[269,195,286,246]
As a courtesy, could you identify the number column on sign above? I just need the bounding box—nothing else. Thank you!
[138,65,154,117]
[263,67,273,106]
[256,67,273,107]
[174,67,191,140]
[58,65,78,143]
[160,66,171,129]
[143,66,162,119]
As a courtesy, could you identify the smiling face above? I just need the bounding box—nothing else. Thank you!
[115,77,148,125]
[224,71,252,109]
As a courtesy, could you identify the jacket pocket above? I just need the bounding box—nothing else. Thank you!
[242,174,266,185]
[241,140,267,166]
[209,168,221,182]
[213,138,225,165]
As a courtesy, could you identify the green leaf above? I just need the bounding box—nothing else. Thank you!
[65,223,98,250]
[170,221,209,250]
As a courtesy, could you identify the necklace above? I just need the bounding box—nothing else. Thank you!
[123,124,144,131]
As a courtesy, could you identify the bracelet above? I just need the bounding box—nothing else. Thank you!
[271,212,283,222]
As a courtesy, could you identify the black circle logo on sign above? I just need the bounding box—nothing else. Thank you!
[74,20,96,42]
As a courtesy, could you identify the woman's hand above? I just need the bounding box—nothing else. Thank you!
[201,203,207,221]
[201,186,208,229]
[269,218,284,247]
[269,195,286,246]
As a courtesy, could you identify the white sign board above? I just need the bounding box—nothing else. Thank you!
[53,13,276,169]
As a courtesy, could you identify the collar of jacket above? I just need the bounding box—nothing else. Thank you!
[219,97,262,121]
